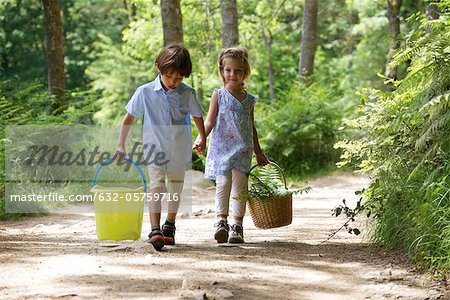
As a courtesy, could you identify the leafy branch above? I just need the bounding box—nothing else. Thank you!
[321,189,367,243]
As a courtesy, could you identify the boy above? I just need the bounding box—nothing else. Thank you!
[116,44,206,250]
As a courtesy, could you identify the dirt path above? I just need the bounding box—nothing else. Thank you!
[0,172,448,299]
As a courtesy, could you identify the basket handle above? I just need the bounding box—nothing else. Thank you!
[92,156,147,192]
[249,161,287,190]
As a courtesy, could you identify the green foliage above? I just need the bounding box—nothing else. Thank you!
[260,79,345,176]
[245,0,395,178]
[336,1,450,272]
[63,0,130,88]
[0,0,46,81]
[86,34,152,124]
[0,80,45,219]
[87,0,222,124]
[183,0,223,98]
[330,197,364,237]
[0,79,99,219]
[0,0,128,89]
[1,2,446,277]
[7,0,390,179]
[239,0,301,101]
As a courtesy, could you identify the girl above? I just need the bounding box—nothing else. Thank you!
[195,47,269,244]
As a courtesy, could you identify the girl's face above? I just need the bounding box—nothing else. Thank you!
[160,70,184,91]
[221,58,246,88]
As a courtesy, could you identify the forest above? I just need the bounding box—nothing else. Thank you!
[1,0,449,274]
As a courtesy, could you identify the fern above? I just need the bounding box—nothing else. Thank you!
[335,0,450,272]
[236,163,311,202]
[0,79,99,219]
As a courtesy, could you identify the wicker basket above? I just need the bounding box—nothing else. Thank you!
[247,162,293,229]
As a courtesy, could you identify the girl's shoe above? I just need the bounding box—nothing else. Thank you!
[214,220,229,243]
[228,224,244,244]
[148,230,164,251]
[162,223,176,245]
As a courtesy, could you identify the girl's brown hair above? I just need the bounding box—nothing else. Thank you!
[217,47,251,86]
[155,44,192,77]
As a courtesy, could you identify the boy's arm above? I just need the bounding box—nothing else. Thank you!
[251,108,269,166]
[116,113,135,161]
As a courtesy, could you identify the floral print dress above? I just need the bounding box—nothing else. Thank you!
[204,87,257,180]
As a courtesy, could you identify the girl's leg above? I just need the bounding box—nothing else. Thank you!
[230,169,248,222]
[229,169,248,243]
[215,173,232,218]
[214,173,232,243]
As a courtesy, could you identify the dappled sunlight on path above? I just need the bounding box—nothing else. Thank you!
[0,172,447,299]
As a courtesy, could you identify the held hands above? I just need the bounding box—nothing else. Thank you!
[193,135,206,155]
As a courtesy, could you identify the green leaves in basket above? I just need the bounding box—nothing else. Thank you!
[236,164,311,202]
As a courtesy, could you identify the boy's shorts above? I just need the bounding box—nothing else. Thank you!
[147,167,185,195]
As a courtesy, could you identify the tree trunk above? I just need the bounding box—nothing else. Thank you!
[123,0,137,20]
[219,0,239,48]
[197,76,204,102]
[1,52,8,74]
[299,0,318,84]
[262,30,275,105]
[426,3,440,32]
[42,0,66,112]
[1,12,9,73]
[160,0,183,45]
[347,11,359,69]
[384,0,402,91]
[131,3,137,18]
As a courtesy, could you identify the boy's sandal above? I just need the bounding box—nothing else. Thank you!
[148,230,164,251]
[162,224,176,245]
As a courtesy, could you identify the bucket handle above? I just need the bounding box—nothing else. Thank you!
[92,156,147,192]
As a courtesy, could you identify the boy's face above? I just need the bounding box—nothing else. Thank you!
[159,70,184,91]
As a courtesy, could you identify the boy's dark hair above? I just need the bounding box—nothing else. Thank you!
[155,44,192,78]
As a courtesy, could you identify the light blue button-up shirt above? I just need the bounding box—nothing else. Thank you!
[126,76,204,170]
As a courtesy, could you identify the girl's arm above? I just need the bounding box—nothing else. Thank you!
[203,91,219,136]
[194,91,219,150]
[251,108,269,166]
[192,116,206,154]
[116,113,135,161]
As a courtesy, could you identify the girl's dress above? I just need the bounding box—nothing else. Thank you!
[205,87,257,180]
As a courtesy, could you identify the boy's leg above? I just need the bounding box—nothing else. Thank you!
[162,169,185,245]
[228,169,248,244]
[214,173,232,243]
[147,167,166,250]
[166,169,185,219]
